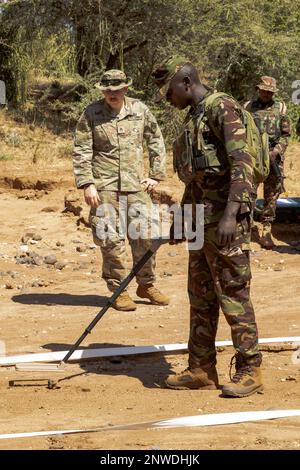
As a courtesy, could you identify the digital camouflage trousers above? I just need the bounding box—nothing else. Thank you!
[89,190,155,291]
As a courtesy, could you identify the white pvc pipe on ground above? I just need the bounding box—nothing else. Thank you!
[0,409,299,440]
[0,337,299,366]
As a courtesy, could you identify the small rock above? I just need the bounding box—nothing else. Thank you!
[31,255,44,266]
[32,234,42,241]
[15,257,28,265]
[20,244,29,253]
[163,271,172,277]
[78,262,90,269]
[274,265,283,272]
[89,244,97,250]
[76,245,87,253]
[44,255,57,265]
[159,324,164,328]
[56,241,64,247]
[55,262,67,271]
[285,375,296,381]
[21,233,34,243]
[168,251,178,257]
[41,206,58,213]
[5,282,14,289]
[64,193,82,216]
[72,239,82,244]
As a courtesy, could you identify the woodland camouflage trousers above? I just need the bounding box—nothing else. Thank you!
[188,218,262,369]
[261,160,284,224]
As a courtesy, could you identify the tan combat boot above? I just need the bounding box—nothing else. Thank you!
[165,365,219,390]
[136,283,169,305]
[112,291,136,311]
[222,356,263,398]
[259,222,275,250]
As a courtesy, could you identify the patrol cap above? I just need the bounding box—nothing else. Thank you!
[256,76,278,93]
[96,69,132,91]
[152,56,189,102]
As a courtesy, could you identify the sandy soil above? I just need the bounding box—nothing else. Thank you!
[0,119,299,450]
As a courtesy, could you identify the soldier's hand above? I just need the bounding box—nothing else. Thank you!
[217,215,237,246]
[84,184,100,208]
[141,178,159,194]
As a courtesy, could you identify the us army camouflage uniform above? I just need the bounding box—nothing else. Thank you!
[73,96,166,291]
[181,92,262,368]
[244,99,290,223]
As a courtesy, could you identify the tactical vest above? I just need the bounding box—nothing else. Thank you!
[245,100,285,147]
[173,92,269,185]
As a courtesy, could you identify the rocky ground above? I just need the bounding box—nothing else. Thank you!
[0,112,299,450]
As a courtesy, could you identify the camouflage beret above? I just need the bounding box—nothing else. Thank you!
[152,56,189,102]
[256,76,278,93]
[96,69,132,91]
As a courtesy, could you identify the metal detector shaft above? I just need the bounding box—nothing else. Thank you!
[61,239,166,364]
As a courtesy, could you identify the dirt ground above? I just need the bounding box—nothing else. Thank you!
[0,114,299,450]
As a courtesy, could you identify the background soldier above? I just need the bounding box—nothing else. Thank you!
[296,116,300,137]
[244,76,291,249]
[73,69,169,311]
[152,57,262,398]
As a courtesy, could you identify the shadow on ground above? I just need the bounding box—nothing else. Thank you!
[12,293,108,307]
[42,341,174,389]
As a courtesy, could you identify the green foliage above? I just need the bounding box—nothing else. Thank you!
[0,0,300,140]
[287,102,300,140]
[4,130,23,147]
[0,154,13,161]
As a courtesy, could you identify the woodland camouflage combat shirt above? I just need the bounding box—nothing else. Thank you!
[244,99,290,156]
[181,92,255,225]
[73,97,166,191]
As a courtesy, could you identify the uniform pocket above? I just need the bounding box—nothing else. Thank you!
[221,250,252,288]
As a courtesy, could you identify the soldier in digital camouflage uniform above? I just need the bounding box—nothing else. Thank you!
[152,57,262,397]
[244,77,290,249]
[73,69,169,311]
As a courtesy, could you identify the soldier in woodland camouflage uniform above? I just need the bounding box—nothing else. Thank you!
[152,57,263,398]
[296,116,300,137]
[244,77,290,249]
[73,69,169,311]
